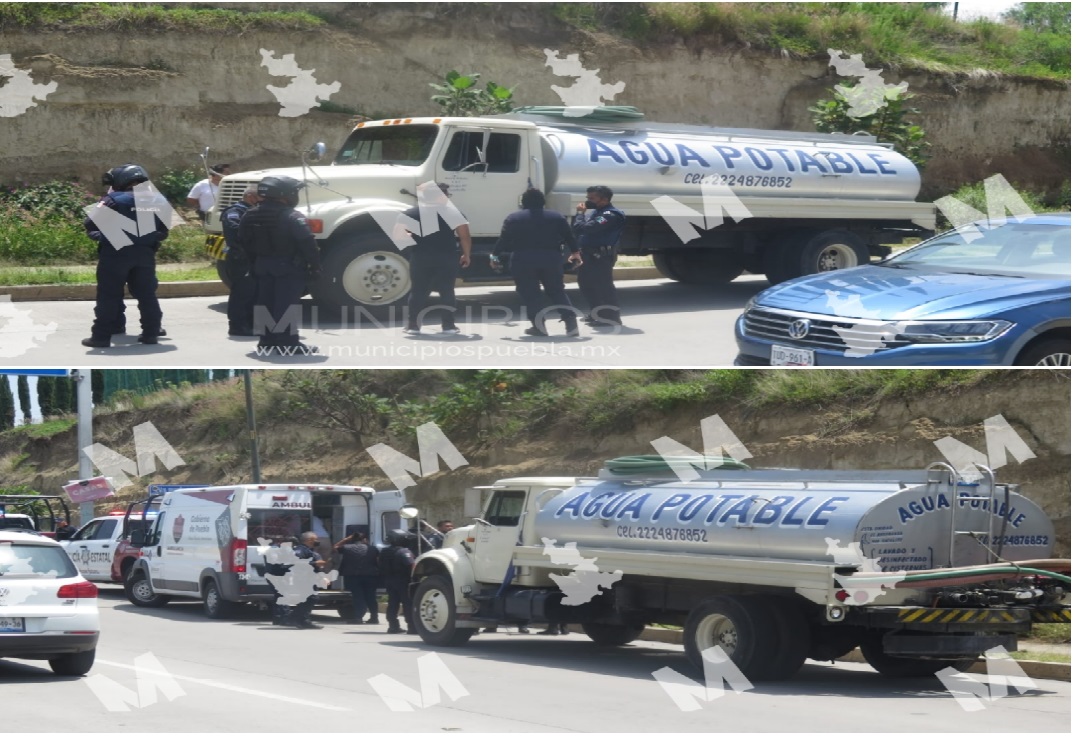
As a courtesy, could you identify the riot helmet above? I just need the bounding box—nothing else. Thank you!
[103,164,150,191]
[257,175,305,203]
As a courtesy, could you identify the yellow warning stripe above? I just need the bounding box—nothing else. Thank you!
[902,609,926,622]
[921,610,944,623]
[959,611,976,622]
[1032,610,1071,622]
[898,609,1043,623]
[205,234,226,261]
[941,610,962,623]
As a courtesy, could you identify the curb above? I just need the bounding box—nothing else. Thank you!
[0,267,664,302]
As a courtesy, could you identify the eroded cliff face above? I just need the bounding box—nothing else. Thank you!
[1,373,1069,556]
[0,5,1068,196]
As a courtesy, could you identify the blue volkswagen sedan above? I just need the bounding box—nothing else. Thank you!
[735,214,1070,366]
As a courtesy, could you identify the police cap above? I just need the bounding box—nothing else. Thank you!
[257,175,306,199]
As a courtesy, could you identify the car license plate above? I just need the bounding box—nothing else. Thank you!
[771,345,814,366]
[0,617,25,632]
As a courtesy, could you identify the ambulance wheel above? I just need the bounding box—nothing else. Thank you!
[798,230,868,277]
[125,570,170,608]
[582,622,645,646]
[684,595,778,681]
[312,237,411,311]
[757,596,810,680]
[859,633,976,678]
[202,579,238,619]
[413,575,474,647]
[653,250,744,284]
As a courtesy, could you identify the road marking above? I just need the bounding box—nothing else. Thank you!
[96,659,351,711]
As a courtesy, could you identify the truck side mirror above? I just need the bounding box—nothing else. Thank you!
[307,142,327,163]
[130,529,146,546]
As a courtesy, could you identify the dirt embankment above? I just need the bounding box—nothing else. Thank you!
[0,4,1069,196]
[0,371,1069,556]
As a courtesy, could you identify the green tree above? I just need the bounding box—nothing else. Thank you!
[0,378,14,430]
[53,376,72,415]
[16,375,30,423]
[1004,2,1071,33]
[430,71,515,116]
[91,370,103,404]
[810,85,930,168]
[36,376,55,418]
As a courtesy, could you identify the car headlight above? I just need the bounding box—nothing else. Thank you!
[896,320,1014,344]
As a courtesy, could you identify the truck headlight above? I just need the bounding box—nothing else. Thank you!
[896,320,1013,344]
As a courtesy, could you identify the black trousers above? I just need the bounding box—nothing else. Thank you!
[91,245,162,340]
[407,250,458,329]
[385,578,413,629]
[253,257,306,348]
[510,249,576,329]
[225,249,257,333]
[577,248,621,323]
[343,575,380,621]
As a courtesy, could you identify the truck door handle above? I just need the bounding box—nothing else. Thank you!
[102,545,110,549]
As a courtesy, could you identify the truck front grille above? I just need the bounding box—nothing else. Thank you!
[217,179,260,210]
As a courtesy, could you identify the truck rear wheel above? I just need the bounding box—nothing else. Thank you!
[859,633,976,678]
[413,575,474,647]
[125,570,170,608]
[684,596,778,680]
[582,622,645,646]
[799,230,868,276]
[758,596,810,680]
[653,250,744,284]
[202,579,238,619]
[312,236,411,311]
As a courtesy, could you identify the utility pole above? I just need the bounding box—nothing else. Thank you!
[73,369,95,523]
[243,370,261,483]
[952,3,959,21]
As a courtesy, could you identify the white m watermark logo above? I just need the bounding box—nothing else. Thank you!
[85,653,186,712]
[365,422,468,491]
[652,646,753,712]
[82,421,186,491]
[651,179,753,245]
[372,180,468,249]
[934,415,1036,482]
[367,653,469,712]
[83,181,184,250]
[936,647,1039,712]
[650,413,753,482]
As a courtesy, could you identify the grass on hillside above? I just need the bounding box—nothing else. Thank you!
[7,418,78,439]
[0,3,324,32]
[1028,624,1071,645]
[1011,650,1070,664]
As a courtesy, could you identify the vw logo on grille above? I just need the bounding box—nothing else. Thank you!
[788,319,811,340]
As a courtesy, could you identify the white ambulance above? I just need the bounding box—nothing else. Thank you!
[123,483,410,619]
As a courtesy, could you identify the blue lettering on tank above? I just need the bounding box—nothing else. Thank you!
[806,496,848,527]
[899,506,914,524]
[556,492,589,518]
[780,496,813,526]
[620,141,649,165]
[719,496,758,525]
[751,496,794,525]
[582,492,615,519]
[617,493,650,521]
[712,145,742,169]
[867,153,896,174]
[645,141,675,166]
[844,152,877,174]
[676,144,710,168]
[823,152,854,174]
[589,139,625,164]
[796,150,828,173]
[652,493,692,522]
[744,147,774,170]
[600,492,635,519]
[908,500,923,516]
[766,148,797,172]
[938,493,950,509]
[678,494,714,522]
[1013,513,1025,528]
[704,495,743,524]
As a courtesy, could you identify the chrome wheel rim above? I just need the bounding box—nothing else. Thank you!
[1036,353,1070,367]
[696,613,738,656]
[418,587,450,633]
[341,250,411,305]
[817,243,859,271]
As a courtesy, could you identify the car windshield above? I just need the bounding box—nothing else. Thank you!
[334,125,439,166]
[0,542,77,578]
[885,221,1070,279]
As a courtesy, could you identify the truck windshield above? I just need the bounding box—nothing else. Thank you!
[334,125,439,166]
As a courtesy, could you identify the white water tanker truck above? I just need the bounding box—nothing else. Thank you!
[206,108,936,311]
[408,458,1070,680]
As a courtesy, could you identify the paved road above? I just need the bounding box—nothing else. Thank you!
[1,590,1069,733]
[3,278,767,368]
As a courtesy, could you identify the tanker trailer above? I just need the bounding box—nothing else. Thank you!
[206,108,936,311]
[410,458,1070,681]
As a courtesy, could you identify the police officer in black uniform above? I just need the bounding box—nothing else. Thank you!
[82,164,169,348]
[238,176,321,355]
[220,185,260,337]
[381,530,416,634]
[492,188,582,336]
[572,185,628,327]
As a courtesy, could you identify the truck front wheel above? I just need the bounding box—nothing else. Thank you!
[859,633,976,678]
[312,237,412,311]
[653,250,745,284]
[412,575,474,647]
[684,596,778,680]
[582,622,645,646]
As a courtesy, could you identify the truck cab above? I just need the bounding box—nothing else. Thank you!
[61,510,158,583]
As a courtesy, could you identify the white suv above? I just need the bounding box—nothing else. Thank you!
[0,530,100,676]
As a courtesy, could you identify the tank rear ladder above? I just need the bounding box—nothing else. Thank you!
[927,462,1000,567]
